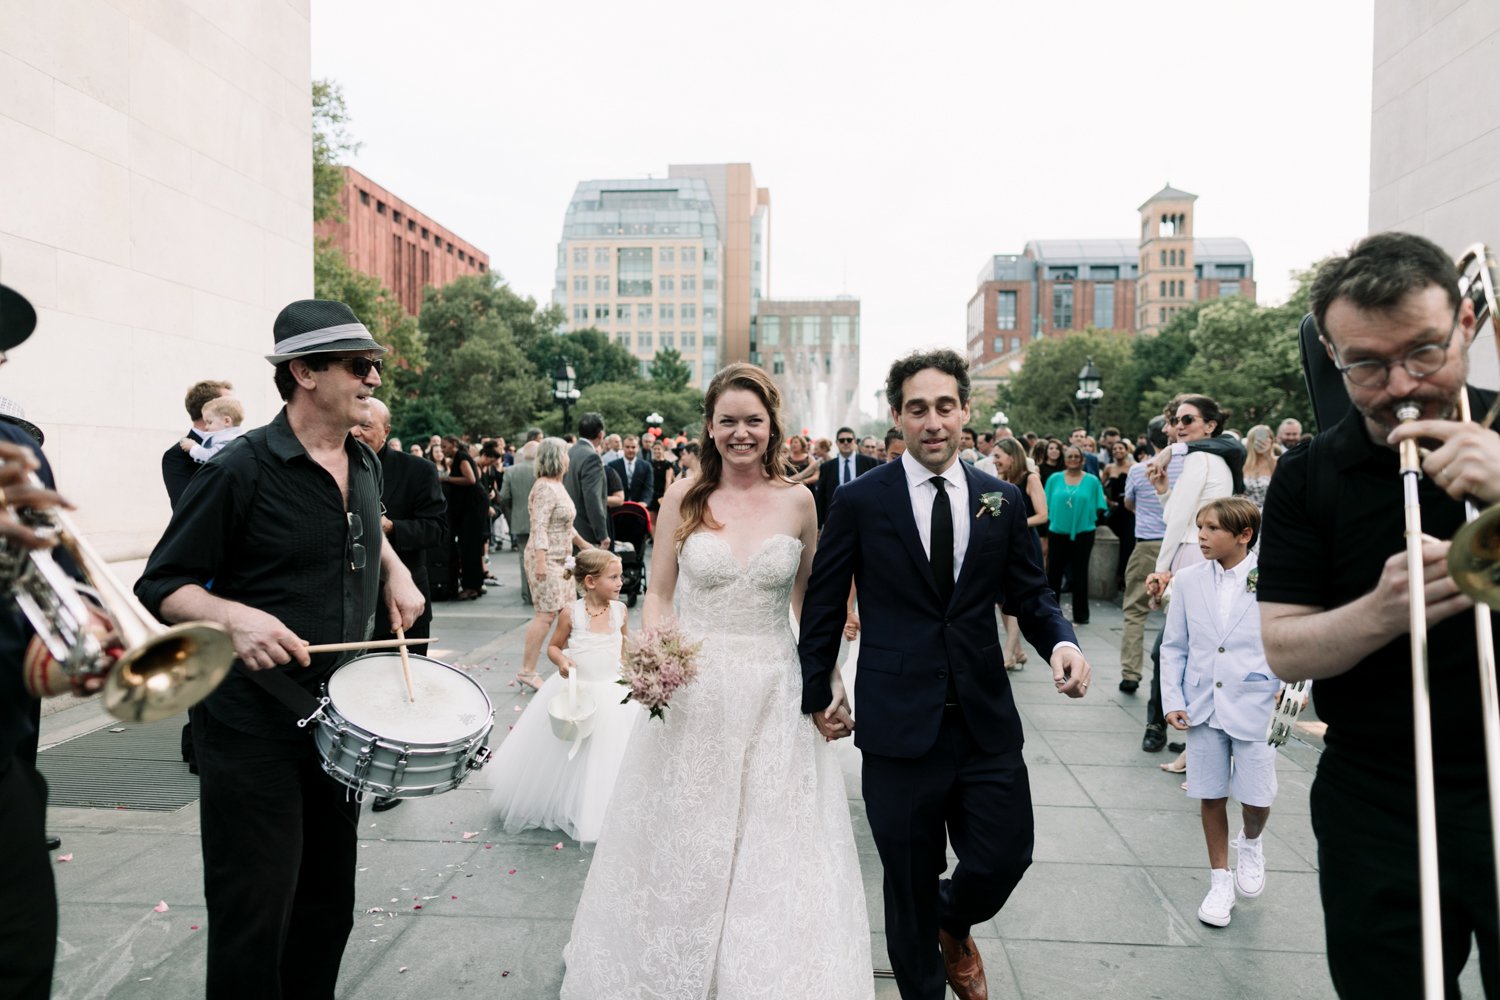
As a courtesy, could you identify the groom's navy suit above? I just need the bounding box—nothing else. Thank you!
[799,456,1075,999]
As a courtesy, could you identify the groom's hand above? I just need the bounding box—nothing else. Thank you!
[1051,646,1092,699]
[813,704,854,742]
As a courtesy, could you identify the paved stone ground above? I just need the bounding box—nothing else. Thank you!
[39,548,1484,998]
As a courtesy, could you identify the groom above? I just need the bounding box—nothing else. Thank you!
[799,349,1091,1000]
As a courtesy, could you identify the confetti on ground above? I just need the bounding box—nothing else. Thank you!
[190,925,199,931]
[399,966,408,973]
[507,869,516,875]
[501,971,510,977]
[108,727,126,733]
[366,907,385,914]
[450,895,457,900]
[56,854,72,863]
[553,843,564,851]
[484,844,492,850]
[412,905,422,910]
[462,831,479,840]
[513,706,522,713]
[153,901,170,913]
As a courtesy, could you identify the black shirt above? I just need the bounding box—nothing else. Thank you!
[1259,387,1492,803]
[135,408,383,740]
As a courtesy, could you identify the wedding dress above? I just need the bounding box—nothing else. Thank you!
[561,532,873,999]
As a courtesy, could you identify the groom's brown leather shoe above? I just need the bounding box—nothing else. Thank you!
[938,928,988,1000]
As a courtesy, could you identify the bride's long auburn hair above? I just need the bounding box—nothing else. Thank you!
[674,362,789,549]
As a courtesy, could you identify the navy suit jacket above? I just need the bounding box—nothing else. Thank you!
[798,459,1075,759]
[815,452,879,525]
[607,456,654,506]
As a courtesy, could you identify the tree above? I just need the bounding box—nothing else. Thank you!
[649,348,693,392]
[1000,330,1139,438]
[568,380,705,439]
[524,327,640,390]
[312,80,359,226]
[416,273,550,438]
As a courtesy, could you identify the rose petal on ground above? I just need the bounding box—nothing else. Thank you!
[56,854,72,863]
[153,901,169,913]
[553,843,563,850]
[507,868,516,875]
[462,831,478,840]
[190,925,199,931]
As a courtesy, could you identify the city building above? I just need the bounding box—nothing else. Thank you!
[316,165,488,316]
[752,297,861,434]
[1369,0,1500,384]
[965,186,1256,370]
[667,163,771,367]
[0,0,313,556]
[553,177,724,387]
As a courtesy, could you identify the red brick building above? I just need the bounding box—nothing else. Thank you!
[316,165,489,315]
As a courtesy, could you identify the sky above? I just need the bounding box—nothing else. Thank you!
[311,0,1375,418]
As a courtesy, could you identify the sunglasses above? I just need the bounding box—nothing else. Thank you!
[1172,414,1199,427]
[332,356,385,378]
[347,512,366,571]
[837,437,856,444]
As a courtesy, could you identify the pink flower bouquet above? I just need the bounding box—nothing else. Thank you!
[619,620,703,722]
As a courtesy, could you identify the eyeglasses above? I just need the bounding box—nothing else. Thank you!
[332,356,385,379]
[837,436,856,444]
[347,512,366,572]
[1174,414,1199,427]
[1327,315,1459,389]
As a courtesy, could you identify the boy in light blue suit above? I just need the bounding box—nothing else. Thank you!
[1161,497,1280,928]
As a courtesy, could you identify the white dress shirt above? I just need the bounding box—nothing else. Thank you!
[900,451,970,582]
[1211,553,1256,627]
[900,451,1081,657]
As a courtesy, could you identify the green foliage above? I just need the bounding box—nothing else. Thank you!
[312,80,359,225]
[648,347,693,393]
[415,273,551,438]
[999,330,1139,438]
[568,380,705,439]
[524,327,641,390]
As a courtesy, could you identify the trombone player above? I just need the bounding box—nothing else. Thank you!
[1259,232,1499,996]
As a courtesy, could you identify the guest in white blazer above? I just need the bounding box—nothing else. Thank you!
[1161,496,1281,930]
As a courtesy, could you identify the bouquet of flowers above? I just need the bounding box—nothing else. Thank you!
[619,620,703,722]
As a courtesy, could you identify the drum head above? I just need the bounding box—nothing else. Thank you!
[326,654,491,744]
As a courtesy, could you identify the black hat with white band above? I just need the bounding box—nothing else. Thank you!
[265,299,386,364]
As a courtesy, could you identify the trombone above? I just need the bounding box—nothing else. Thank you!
[1402,243,1500,998]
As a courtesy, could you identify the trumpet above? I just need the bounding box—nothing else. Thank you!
[8,472,235,724]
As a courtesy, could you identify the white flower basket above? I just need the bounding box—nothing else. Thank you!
[548,671,598,758]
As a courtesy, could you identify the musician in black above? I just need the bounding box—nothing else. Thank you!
[0,281,83,1000]
[1260,232,1499,996]
[135,299,424,1000]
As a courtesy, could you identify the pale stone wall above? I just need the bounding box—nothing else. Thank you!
[1369,0,1500,386]
[0,0,313,558]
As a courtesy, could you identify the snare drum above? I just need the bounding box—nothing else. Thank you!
[313,652,495,798]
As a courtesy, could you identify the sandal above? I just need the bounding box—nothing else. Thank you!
[1159,752,1187,774]
[517,671,543,692]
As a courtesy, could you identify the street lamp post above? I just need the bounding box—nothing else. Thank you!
[990,410,1008,433]
[554,360,580,432]
[1075,357,1103,439]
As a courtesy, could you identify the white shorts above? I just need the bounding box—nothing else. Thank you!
[1185,724,1278,807]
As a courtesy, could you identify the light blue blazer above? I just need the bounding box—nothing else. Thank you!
[1159,556,1279,742]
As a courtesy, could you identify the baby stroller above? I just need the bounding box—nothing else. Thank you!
[611,501,652,607]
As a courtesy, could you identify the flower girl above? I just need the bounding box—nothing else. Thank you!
[489,549,640,842]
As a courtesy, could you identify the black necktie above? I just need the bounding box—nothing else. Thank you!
[843,457,852,484]
[930,476,953,605]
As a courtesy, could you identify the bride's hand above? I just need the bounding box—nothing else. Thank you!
[813,674,854,742]
[842,611,861,641]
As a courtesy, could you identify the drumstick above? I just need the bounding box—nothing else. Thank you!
[302,638,436,654]
[395,627,416,704]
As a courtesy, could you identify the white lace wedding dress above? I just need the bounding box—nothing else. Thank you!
[560,532,873,999]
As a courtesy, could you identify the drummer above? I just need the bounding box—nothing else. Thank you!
[135,299,424,1000]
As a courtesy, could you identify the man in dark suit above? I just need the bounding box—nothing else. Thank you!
[161,379,233,508]
[607,434,654,507]
[799,349,1092,1000]
[564,412,610,548]
[816,425,878,526]
[352,398,445,814]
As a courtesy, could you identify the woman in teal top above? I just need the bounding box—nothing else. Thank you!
[1043,446,1108,625]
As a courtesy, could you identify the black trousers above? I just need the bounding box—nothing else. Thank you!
[1146,628,1166,729]
[862,708,1033,1000]
[1312,769,1498,998]
[0,753,55,1000]
[191,706,360,1000]
[1046,530,1095,624]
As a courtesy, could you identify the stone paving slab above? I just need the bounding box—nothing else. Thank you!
[41,546,1488,998]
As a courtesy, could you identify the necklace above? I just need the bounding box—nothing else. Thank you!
[586,601,610,619]
[1061,474,1083,509]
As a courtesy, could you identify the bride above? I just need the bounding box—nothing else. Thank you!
[561,363,873,999]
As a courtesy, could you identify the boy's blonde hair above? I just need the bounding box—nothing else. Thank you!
[1197,496,1261,550]
[564,548,622,597]
[202,396,244,426]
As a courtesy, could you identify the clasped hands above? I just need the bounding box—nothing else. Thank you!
[812,673,854,742]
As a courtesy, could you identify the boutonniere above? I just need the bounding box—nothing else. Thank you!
[976,491,1008,519]
[1246,568,1259,594]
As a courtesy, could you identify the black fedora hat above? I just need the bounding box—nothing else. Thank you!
[266,299,387,364]
[0,283,37,352]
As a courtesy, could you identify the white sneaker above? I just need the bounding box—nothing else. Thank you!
[1235,831,1266,898]
[1198,868,1235,927]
